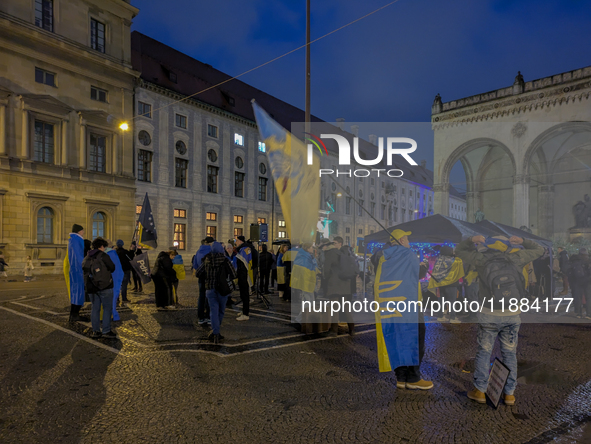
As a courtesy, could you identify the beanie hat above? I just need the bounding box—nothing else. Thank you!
[72,224,83,234]
[237,235,246,242]
[116,239,124,247]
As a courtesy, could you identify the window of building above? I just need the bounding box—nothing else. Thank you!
[175,140,187,155]
[88,133,106,172]
[381,204,386,220]
[345,227,350,233]
[174,209,186,218]
[136,205,142,214]
[345,197,351,215]
[258,218,266,224]
[90,18,105,53]
[33,121,54,163]
[278,220,286,227]
[92,211,106,238]
[370,202,376,217]
[35,0,53,32]
[235,157,244,169]
[90,86,107,102]
[137,149,152,182]
[278,231,286,238]
[358,200,364,216]
[234,172,244,198]
[206,212,217,221]
[234,228,243,237]
[258,177,268,201]
[358,228,363,234]
[206,226,217,238]
[168,71,177,83]
[175,114,187,129]
[175,158,188,188]
[234,215,243,223]
[259,163,267,175]
[234,133,244,146]
[138,130,151,146]
[173,223,186,250]
[36,207,53,243]
[346,236,350,246]
[207,166,218,193]
[258,142,266,153]
[35,67,55,87]
[138,102,151,118]
[207,124,218,138]
[207,149,218,162]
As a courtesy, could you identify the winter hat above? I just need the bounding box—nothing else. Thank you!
[116,239,124,247]
[71,224,84,234]
[204,236,215,243]
[237,235,246,242]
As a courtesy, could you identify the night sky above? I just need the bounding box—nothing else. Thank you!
[131,0,591,183]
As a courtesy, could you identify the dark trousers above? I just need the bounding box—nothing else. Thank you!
[198,278,210,320]
[571,281,589,316]
[271,269,277,287]
[260,269,271,293]
[328,294,354,333]
[238,276,250,316]
[153,276,172,308]
[132,268,142,291]
[394,312,426,383]
[121,270,131,301]
[562,275,570,293]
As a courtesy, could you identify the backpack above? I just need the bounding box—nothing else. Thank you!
[215,260,236,296]
[569,259,587,280]
[479,253,526,309]
[338,250,359,280]
[88,253,113,291]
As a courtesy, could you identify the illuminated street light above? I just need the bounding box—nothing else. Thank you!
[337,192,342,197]
[119,122,129,130]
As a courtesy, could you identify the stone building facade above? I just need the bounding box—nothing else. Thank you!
[0,0,138,275]
[431,67,591,238]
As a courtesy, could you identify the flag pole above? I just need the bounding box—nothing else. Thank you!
[305,0,311,130]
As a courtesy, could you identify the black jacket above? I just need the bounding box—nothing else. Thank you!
[116,247,133,272]
[154,252,177,282]
[82,249,115,294]
[558,250,570,273]
[567,253,591,284]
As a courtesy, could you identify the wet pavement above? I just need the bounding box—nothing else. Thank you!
[1,277,590,443]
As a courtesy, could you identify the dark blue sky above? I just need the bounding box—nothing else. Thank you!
[131,0,591,180]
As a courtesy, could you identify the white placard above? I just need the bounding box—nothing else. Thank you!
[486,358,511,408]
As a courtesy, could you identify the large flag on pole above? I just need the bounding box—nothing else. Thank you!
[137,193,157,249]
[252,101,320,244]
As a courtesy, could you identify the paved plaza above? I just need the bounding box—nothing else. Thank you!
[1,277,590,443]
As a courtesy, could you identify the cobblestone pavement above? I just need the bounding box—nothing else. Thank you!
[1,278,591,443]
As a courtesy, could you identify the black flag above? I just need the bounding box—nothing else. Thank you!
[138,193,157,249]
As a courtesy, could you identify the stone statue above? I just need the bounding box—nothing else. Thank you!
[572,194,591,228]
[514,71,524,85]
[433,93,442,106]
[474,208,485,223]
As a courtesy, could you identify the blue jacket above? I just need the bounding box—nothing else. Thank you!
[193,245,211,270]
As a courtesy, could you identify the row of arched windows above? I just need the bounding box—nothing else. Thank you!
[36,207,106,244]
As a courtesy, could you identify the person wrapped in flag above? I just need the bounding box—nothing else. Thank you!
[427,245,465,322]
[235,236,253,321]
[63,224,89,322]
[374,229,432,390]
[291,243,318,323]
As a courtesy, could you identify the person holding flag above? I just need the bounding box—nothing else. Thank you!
[291,243,318,324]
[427,245,465,323]
[235,235,253,321]
[374,229,432,390]
[63,224,90,322]
[136,193,157,250]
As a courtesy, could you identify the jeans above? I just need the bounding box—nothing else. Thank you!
[206,289,228,334]
[91,288,114,333]
[238,275,250,316]
[198,279,210,320]
[474,312,521,395]
[121,270,131,301]
[394,312,426,383]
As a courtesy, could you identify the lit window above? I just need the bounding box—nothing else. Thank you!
[173,223,186,250]
[206,226,217,238]
[278,231,286,238]
[206,212,217,221]
[33,121,54,163]
[234,133,244,146]
[174,209,187,218]
[138,102,151,118]
[258,142,266,153]
[234,228,243,237]
[35,67,55,87]
[136,205,142,214]
[175,114,187,129]
[90,86,108,102]
[90,18,105,53]
[207,124,218,138]
[258,218,266,224]
[278,220,286,227]
[234,215,243,223]
[37,207,54,243]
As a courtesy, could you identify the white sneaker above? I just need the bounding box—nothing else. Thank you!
[236,311,242,317]
[450,318,461,324]
[165,305,175,310]
[236,314,250,321]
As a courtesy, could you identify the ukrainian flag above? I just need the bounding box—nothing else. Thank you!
[252,101,320,244]
[427,258,465,293]
[63,233,85,305]
[237,246,254,287]
[374,246,420,373]
[291,249,317,293]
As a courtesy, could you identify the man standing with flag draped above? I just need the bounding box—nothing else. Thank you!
[374,229,432,390]
[63,224,89,322]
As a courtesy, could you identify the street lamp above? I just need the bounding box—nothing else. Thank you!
[119,122,129,131]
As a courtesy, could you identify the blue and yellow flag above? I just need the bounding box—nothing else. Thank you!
[237,246,254,286]
[374,246,420,373]
[427,257,465,293]
[291,249,318,293]
[63,233,85,305]
[137,193,157,249]
[252,102,320,244]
